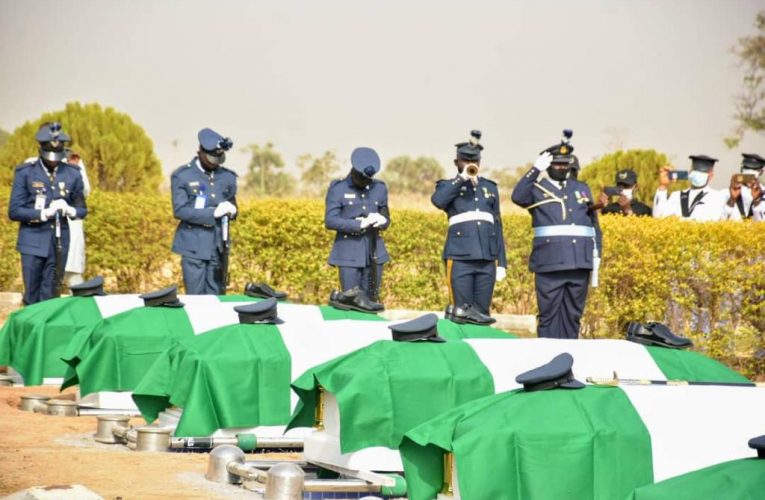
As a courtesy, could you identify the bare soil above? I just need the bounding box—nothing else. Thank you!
[0,385,293,499]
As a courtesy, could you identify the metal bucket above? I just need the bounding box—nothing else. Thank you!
[43,399,78,417]
[20,394,50,412]
[94,415,132,444]
[134,426,171,452]
[0,375,13,387]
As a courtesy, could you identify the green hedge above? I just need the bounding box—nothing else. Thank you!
[1,189,763,376]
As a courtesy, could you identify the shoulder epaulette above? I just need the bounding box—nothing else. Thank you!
[171,163,193,177]
[15,161,35,171]
[218,166,239,177]
[482,178,497,186]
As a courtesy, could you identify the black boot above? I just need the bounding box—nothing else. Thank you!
[329,287,384,313]
[451,304,494,325]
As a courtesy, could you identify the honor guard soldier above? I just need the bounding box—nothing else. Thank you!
[325,147,390,313]
[171,128,238,295]
[432,130,507,325]
[653,155,740,221]
[511,130,602,339]
[8,122,87,305]
[730,153,764,220]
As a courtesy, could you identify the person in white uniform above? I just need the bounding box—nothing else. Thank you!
[653,155,740,222]
[730,153,764,221]
[63,151,90,286]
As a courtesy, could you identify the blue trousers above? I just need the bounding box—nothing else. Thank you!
[338,265,384,297]
[535,269,590,339]
[182,252,223,295]
[21,235,68,305]
[447,259,496,315]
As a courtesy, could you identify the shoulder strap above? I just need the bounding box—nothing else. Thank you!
[680,190,690,218]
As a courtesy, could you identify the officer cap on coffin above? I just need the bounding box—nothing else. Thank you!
[455,130,483,162]
[351,147,380,178]
[741,153,765,171]
[69,275,107,297]
[515,352,585,392]
[688,154,717,173]
[749,434,765,458]
[139,285,184,308]
[243,281,288,300]
[625,321,692,350]
[234,297,281,324]
[615,169,638,187]
[389,313,446,343]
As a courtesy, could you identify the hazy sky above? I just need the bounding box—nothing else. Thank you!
[1,0,764,188]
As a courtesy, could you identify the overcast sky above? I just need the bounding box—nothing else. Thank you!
[1,0,764,188]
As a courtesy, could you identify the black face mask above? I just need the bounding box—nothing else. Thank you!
[547,166,569,182]
[350,168,373,189]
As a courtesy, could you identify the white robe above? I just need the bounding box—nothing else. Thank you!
[652,186,740,222]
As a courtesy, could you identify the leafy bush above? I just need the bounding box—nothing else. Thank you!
[1,190,763,376]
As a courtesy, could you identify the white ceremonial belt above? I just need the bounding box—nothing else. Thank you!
[448,211,494,226]
[533,225,595,238]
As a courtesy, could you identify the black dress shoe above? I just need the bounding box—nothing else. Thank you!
[244,282,288,300]
[451,304,493,325]
[626,321,692,349]
[444,304,454,320]
[328,287,384,313]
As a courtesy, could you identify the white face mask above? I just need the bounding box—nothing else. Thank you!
[689,170,709,188]
[742,168,762,178]
[620,188,633,200]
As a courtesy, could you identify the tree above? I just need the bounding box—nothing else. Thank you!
[726,11,765,148]
[482,164,532,191]
[242,142,295,196]
[0,128,9,149]
[0,102,162,192]
[298,150,341,196]
[380,156,445,195]
[578,149,672,207]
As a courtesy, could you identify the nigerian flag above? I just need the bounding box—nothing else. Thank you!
[133,303,511,437]
[401,383,765,500]
[0,294,144,385]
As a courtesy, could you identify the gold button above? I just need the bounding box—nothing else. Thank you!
[475,197,478,201]
[362,194,365,198]
[563,196,568,200]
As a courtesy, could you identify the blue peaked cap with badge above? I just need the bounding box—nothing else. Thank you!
[515,352,585,392]
[36,122,71,162]
[351,147,380,178]
[198,128,233,153]
[455,130,483,162]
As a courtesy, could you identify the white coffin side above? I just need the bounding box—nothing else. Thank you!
[304,392,403,472]
[6,367,63,387]
[77,389,138,410]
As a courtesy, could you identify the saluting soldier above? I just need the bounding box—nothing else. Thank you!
[511,130,601,339]
[432,130,507,325]
[325,147,390,313]
[653,155,740,221]
[8,122,87,305]
[171,128,238,295]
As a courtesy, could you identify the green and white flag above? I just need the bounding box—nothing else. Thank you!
[401,384,765,500]
[132,303,510,437]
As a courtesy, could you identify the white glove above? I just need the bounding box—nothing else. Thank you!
[225,202,237,216]
[216,201,237,217]
[40,207,58,221]
[496,266,507,282]
[458,170,471,182]
[49,199,76,218]
[534,152,553,171]
[213,203,229,218]
[369,212,388,227]
[359,215,373,229]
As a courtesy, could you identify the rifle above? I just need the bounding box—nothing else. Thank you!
[220,215,231,295]
[54,210,64,296]
[368,227,380,302]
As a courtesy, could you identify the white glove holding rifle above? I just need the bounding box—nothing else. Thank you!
[47,199,76,218]
[368,212,387,228]
[214,201,236,218]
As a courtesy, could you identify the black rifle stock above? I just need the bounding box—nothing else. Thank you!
[368,228,380,302]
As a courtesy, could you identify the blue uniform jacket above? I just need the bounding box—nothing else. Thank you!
[431,176,507,266]
[171,158,238,260]
[325,176,390,267]
[511,167,602,273]
[8,160,87,258]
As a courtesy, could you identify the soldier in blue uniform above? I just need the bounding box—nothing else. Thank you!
[511,130,602,339]
[325,147,390,313]
[431,130,507,325]
[171,128,237,295]
[8,122,87,305]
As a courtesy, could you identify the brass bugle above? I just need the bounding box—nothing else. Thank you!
[465,163,479,176]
